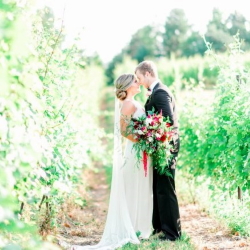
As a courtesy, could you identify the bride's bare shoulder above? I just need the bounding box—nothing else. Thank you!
[120,100,136,116]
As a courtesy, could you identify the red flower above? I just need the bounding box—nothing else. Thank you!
[159,134,167,142]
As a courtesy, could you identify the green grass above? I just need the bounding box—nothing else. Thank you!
[118,232,194,250]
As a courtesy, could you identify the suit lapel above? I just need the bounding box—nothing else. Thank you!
[145,82,160,110]
[153,82,160,92]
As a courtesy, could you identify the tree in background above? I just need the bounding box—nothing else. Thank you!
[105,52,125,85]
[106,25,162,85]
[126,25,162,62]
[105,7,250,86]
[204,8,232,52]
[225,11,250,50]
[181,30,207,57]
[162,8,190,58]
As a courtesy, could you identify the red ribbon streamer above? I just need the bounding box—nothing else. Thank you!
[142,151,148,177]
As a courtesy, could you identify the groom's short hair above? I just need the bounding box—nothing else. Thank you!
[135,60,158,78]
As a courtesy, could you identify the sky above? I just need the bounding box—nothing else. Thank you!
[42,0,248,63]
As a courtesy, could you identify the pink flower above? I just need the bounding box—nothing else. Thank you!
[166,131,174,141]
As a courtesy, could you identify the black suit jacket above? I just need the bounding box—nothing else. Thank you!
[145,82,178,129]
[145,82,180,168]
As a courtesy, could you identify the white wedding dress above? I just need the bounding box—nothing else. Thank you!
[71,100,153,250]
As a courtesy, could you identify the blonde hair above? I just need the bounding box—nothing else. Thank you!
[135,60,158,78]
[115,73,135,101]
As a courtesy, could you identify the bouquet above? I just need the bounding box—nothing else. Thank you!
[126,109,174,177]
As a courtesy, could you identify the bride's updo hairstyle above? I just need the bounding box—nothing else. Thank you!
[115,74,135,101]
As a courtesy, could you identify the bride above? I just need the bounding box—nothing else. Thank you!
[71,73,153,249]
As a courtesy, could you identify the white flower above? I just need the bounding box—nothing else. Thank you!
[155,133,161,138]
[148,137,153,142]
[146,118,152,126]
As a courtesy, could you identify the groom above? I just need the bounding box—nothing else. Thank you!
[135,60,181,241]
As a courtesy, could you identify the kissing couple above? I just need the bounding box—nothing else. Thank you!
[71,60,181,250]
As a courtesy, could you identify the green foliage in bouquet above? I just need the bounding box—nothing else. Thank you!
[126,108,174,177]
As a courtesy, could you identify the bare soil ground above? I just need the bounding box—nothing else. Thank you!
[181,205,249,250]
[57,168,250,250]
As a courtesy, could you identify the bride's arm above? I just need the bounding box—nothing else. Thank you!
[120,101,138,143]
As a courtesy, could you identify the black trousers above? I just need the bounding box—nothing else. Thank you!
[152,136,181,241]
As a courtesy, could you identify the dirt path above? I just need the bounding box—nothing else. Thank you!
[57,169,109,249]
[58,169,250,250]
[181,204,249,250]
